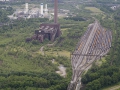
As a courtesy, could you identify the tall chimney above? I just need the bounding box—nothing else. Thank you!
[44,4,48,14]
[40,3,44,15]
[25,3,28,14]
[45,4,48,10]
[54,0,58,24]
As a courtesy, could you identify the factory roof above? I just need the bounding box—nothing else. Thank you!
[39,23,60,33]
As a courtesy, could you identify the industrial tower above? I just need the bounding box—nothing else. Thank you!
[26,0,61,42]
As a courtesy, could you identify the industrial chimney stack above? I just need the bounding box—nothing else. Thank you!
[27,0,61,43]
[40,3,44,15]
[54,0,58,24]
[44,4,48,14]
[25,3,28,14]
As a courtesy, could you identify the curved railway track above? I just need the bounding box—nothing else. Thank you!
[67,21,112,90]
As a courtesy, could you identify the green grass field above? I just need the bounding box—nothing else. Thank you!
[85,7,103,13]
[102,82,120,90]
[44,50,70,58]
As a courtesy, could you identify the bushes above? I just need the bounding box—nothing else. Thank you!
[82,66,120,90]
[64,16,86,21]
[0,72,68,90]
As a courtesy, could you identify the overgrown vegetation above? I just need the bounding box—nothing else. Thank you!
[0,2,93,89]
[81,1,120,90]
[0,7,13,23]
[0,8,71,89]
[1,0,120,90]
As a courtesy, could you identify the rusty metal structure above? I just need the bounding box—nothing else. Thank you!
[67,21,112,90]
[26,0,61,42]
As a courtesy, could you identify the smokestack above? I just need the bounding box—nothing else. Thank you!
[40,3,44,15]
[45,4,48,10]
[54,0,58,24]
[44,4,48,14]
[25,3,28,14]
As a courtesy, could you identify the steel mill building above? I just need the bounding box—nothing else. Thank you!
[26,0,61,42]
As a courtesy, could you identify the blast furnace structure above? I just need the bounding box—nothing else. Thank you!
[26,0,61,42]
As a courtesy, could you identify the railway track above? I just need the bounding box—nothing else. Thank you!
[67,21,112,90]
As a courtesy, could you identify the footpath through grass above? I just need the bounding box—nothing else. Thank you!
[85,7,103,13]
[102,82,120,90]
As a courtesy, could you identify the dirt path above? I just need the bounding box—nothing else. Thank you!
[40,41,57,55]
[47,41,57,47]
[103,85,120,90]
[56,64,67,78]
[40,46,44,55]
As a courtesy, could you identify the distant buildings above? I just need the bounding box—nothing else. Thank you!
[26,0,62,43]
[8,3,49,20]
[26,23,61,42]
[0,0,8,1]
[111,5,120,10]
[8,2,70,20]
[0,0,13,2]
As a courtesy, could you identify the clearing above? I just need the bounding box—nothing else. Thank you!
[103,83,120,90]
[85,7,103,13]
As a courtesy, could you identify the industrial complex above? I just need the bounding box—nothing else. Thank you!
[8,3,49,19]
[26,0,61,42]
[8,1,70,20]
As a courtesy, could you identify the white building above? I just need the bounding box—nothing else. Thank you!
[8,3,50,20]
[0,0,11,2]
